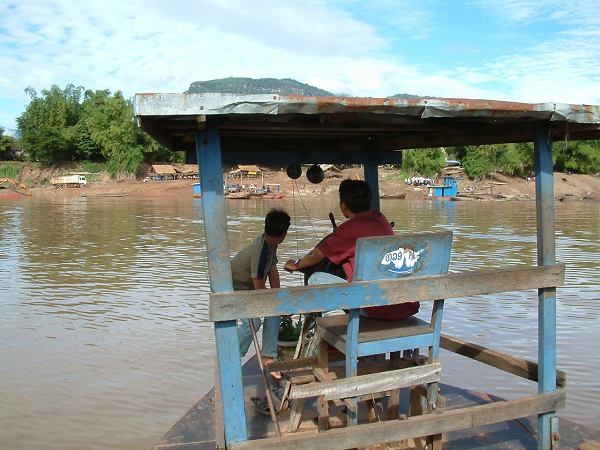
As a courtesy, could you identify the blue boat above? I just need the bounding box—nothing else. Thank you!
[428,176,458,198]
[135,93,600,450]
[193,182,202,198]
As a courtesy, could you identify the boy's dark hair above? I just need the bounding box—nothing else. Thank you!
[264,208,291,237]
[339,179,372,213]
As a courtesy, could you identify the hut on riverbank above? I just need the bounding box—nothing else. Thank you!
[175,164,199,179]
[149,164,177,181]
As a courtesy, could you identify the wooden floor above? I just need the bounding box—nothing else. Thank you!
[153,358,600,450]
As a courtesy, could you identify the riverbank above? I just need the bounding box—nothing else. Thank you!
[4,162,599,201]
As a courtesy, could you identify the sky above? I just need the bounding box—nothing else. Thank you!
[1,0,600,131]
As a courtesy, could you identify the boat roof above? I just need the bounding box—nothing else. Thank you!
[134,93,600,163]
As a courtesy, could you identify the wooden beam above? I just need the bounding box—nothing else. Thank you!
[266,356,319,372]
[228,391,565,450]
[289,363,441,401]
[209,264,565,322]
[440,334,566,388]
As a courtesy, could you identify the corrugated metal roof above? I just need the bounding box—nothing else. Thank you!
[135,93,600,123]
[134,93,600,162]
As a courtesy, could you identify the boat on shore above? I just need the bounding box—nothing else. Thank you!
[225,191,250,199]
[0,190,22,200]
[193,183,202,198]
[0,178,32,199]
[380,193,406,200]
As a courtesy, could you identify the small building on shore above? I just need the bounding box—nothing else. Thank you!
[229,164,262,179]
[149,164,177,181]
[175,164,199,179]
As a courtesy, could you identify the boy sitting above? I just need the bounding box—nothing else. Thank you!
[232,208,290,378]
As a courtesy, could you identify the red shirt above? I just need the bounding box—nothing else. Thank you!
[318,210,419,321]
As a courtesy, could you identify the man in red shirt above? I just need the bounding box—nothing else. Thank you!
[284,179,419,320]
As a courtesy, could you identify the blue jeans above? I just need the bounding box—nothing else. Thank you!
[238,316,280,358]
[308,272,347,286]
[309,272,374,318]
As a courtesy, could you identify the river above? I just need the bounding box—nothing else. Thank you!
[0,194,598,449]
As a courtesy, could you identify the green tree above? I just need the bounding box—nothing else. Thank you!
[554,140,600,173]
[402,148,445,177]
[496,143,534,177]
[0,127,16,156]
[17,84,167,175]
[79,89,165,175]
[462,145,497,179]
[17,84,84,164]
[78,90,144,174]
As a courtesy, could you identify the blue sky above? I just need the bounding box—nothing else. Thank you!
[1,0,599,131]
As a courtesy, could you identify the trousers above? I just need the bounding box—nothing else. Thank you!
[238,316,280,358]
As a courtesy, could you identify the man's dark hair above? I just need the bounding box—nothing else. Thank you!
[339,179,372,213]
[264,208,291,237]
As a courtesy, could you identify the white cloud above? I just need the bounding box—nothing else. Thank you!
[472,0,564,23]
[473,1,600,104]
[0,0,599,128]
[0,1,385,95]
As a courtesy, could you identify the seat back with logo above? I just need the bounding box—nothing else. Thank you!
[315,230,452,429]
[354,230,452,282]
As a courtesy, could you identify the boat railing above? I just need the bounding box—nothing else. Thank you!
[209,263,566,448]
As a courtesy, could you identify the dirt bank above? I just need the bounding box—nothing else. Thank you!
[8,163,600,201]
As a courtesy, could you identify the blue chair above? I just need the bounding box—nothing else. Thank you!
[314,230,452,443]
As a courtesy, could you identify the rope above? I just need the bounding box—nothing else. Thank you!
[291,179,300,259]
[293,179,318,239]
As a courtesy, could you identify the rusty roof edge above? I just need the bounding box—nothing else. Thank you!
[134,93,600,124]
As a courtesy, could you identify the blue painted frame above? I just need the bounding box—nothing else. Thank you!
[534,128,557,450]
[194,116,561,448]
[196,119,248,443]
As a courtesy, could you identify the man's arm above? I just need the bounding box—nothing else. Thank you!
[251,277,268,290]
[267,264,281,288]
[283,246,325,272]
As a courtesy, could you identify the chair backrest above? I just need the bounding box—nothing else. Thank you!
[353,230,453,282]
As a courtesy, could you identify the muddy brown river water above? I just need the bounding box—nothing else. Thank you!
[1,195,598,449]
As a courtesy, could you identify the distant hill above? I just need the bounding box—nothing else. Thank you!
[388,93,431,99]
[185,77,432,99]
[186,77,333,96]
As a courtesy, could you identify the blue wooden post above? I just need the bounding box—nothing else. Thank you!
[345,308,360,426]
[196,118,248,444]
[534,128,557,450]
[363,163,380,211]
